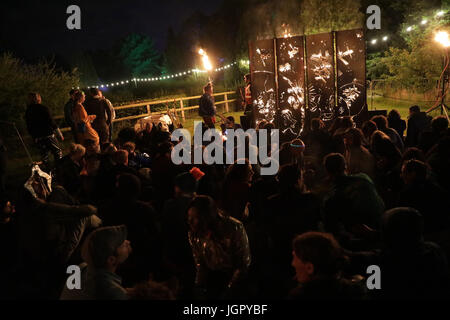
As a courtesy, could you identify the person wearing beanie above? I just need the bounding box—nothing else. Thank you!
[60,225,132,300]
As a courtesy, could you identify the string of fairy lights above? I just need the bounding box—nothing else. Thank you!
[368,9,447,45]
[75,60,251,90]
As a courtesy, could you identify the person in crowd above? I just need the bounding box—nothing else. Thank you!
[322,153,384,250]
[72,91,99,147]
[329,116,355,154]
[371,115,404,152]
[187,195,251,299]
[64,89,79,143]
[387,109,406,140]
[302,118,333,164]
[418,115,449,154]
[288,232,366,299]
[427,136,450,191]
[221,116,242,135]
[266,164,320,294]
[128,279,177,300]
[96,143,117,177]
[15,174,101,298]
[405,105,431,147]
[397,159,449,234]
[97,149,139,201]
[161,170,201,298]
[84,88,112,145]
[220,160,253,222]
[136,122,167,158]
[242,74,252,113]
[122,141,151,169]
[25,93,64,170]
[401,147,426,163]
[60,225,132,300]
[198,82,216,129]
[343,128,375,179]
[55,143,85,195]
[370,130,403,208]
[99,173,161,286]
[99,90,116,141]
[151,142,178,211]
[348,207,450,300]
[277,139,305,168]
[361,120,378,148]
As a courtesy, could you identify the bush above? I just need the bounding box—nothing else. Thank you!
[0,53,79,129]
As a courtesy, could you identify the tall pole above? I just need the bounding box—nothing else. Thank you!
[441,47,449,115]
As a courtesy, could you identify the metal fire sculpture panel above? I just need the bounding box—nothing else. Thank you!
[249,39,277,127]
[276,36,306,141]
[248,29,366,138]
[336,29,367,123]
[305,32,336,123]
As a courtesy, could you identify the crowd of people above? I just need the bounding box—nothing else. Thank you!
[0,87,449,300]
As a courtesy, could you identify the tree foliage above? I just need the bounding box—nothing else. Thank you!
[0,53,79,127]
[119,34,162,77]
[372,2,450,90]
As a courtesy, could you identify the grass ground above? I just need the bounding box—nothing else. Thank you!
[369,95,446,119]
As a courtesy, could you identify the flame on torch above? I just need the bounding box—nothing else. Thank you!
[198,48,213,71]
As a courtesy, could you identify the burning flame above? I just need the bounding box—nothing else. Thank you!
[198,48,213,71]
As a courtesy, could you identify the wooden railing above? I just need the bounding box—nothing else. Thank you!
[55,91,237,132]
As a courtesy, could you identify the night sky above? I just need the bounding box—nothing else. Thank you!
[0,0,223,60]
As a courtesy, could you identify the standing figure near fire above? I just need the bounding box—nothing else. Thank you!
[242,73,253,128]
[198,83,216,129]
[84,88,112,145]
[72,91,100,147]
[243,74,252,113]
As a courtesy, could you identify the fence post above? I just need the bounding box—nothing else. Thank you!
[224,93,229,113]
[179,99,185,121]
[146,104,151,115]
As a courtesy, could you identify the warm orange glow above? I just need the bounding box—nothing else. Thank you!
[198,48,213,71]
[435,31,450,48]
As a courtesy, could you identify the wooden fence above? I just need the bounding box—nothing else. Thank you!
[55,91,237,132]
